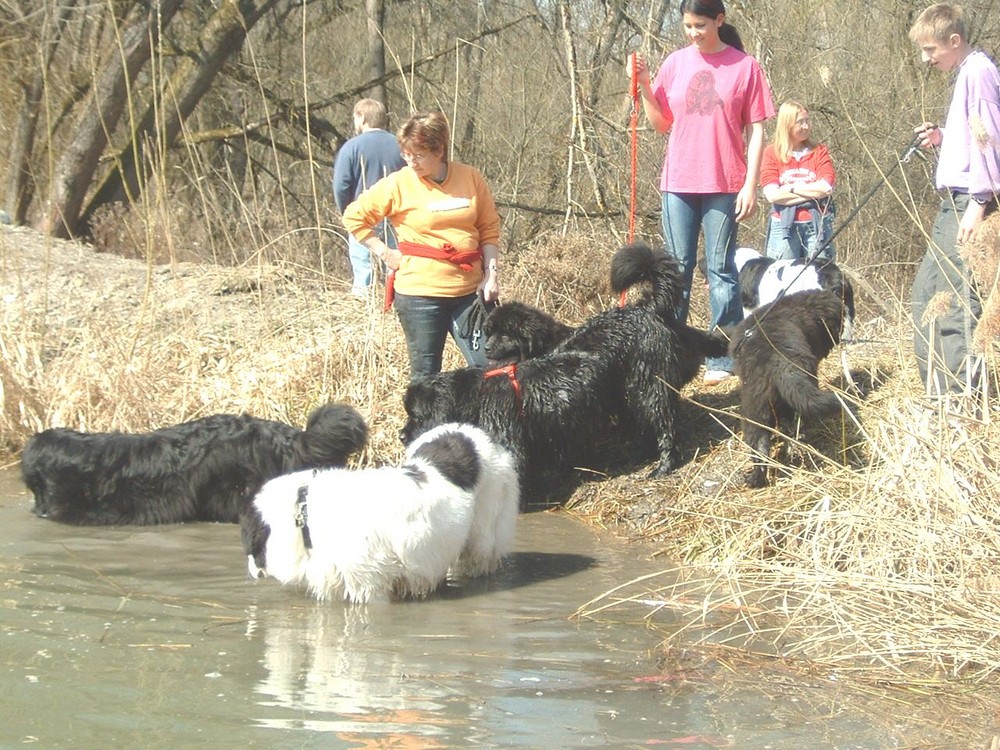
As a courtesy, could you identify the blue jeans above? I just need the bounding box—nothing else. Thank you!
[347,222,396,294]
[661,192,741,372]
[393,292,488,381]
[764,213,835,261]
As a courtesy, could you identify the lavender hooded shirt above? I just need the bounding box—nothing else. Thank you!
[936,49,1000,201]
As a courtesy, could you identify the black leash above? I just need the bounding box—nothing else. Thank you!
[812,132,924,259]
[459,291,498,352]
[736,133,926,343]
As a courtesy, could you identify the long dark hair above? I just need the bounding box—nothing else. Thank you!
[679,0,745,52]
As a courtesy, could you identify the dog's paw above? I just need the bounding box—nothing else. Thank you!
[744,467,769,489]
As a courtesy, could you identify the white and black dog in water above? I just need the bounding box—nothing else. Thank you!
[734,247,855,340]
[242,423,520,604]
[21,403,368,526]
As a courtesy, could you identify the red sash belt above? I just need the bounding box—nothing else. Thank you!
[483,363,522,413]
[383,241,484,311]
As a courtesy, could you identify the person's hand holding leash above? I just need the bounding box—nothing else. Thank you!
[914,122,941,149]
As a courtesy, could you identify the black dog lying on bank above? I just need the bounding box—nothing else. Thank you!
[21,403,368,525]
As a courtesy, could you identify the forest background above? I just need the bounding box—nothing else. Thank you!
[2,0,997,279]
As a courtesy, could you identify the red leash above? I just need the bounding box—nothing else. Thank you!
[620,52,641,308]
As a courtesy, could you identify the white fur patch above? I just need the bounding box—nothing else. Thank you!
[758,261,822,306]
[249,424,519,604]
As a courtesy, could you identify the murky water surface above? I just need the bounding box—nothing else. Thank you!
[0,468,964,748]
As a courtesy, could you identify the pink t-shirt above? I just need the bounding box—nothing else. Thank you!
[652,44,774,193]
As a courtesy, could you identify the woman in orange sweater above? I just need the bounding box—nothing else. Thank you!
[343,111,501,381]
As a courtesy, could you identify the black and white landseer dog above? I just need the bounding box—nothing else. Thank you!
[480,241,727,477]
[242,423,520,604]
[21,403,368,526]
[728,289,845,488]
[734,246,855,340]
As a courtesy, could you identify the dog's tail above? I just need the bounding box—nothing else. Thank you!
[297,403,369,466]
[773,365,841,419]
[610,241,684,322]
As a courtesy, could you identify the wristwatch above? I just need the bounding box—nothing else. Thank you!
[971,194,991,205]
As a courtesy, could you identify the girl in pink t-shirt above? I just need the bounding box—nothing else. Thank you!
[628,0,774,384]
[759,100,837,261]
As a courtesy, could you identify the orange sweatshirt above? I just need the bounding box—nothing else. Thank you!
[342,162,501,297]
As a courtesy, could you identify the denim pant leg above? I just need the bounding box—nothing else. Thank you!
[347,234,372,293]
[662,192,739,371]
[764,215,796,260]
[393,294,452,381]
[804,213,836,262]
[700,193,740,372]
[661,192,701,324]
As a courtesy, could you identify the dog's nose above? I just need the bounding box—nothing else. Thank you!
[398,428,407,444]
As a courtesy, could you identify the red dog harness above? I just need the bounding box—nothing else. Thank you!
[483,363,523,413]
[383,241,484,311]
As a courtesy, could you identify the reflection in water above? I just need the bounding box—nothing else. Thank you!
[247,549,602,746]
[253,606,453,742]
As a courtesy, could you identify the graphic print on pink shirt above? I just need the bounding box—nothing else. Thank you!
[686,70,723,115]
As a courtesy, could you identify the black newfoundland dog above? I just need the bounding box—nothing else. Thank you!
[21,402,368,525]
[728,290,845,488]
[400,350,613,502]
[481,242,727,477]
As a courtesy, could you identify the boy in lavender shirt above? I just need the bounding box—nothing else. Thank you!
[910,3,1000,397]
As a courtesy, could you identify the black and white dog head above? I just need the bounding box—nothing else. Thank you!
[734,246,855,341]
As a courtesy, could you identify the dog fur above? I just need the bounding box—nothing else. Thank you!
[734,246,855,340]
[22,403,368,525]
[400,351,614,499]
[242,423,520,603]
[482,242,728,476]
[483,301,574,364]
[728,290,845,488]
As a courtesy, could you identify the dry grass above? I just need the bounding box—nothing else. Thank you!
[2,221,1000,690]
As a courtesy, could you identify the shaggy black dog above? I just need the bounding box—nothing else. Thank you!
[728,290,845,488]
[483,301,574,364]
[734,246,856,340]
[400,351,614,503]
[21,403,368,525]
[483,242,728,476]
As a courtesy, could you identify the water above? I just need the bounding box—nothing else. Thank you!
[0,468,969,748]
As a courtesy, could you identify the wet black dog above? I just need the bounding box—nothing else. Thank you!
[728,290,845,488]
[734,246,855,340]
[483,242,727,476]
[483,301,574,364]
[21,403,368,525]
[400,351,613,503]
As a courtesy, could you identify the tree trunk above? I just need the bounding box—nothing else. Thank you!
[364,0,387,105]
[38,0,183,238]
[6,2,76,225]
[80,0,264,232]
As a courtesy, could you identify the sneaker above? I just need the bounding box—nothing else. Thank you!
[703,369,732,386]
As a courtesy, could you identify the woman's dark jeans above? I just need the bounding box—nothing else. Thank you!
[393,291,487,381]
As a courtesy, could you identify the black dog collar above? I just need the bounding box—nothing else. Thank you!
[294,485,313,550]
